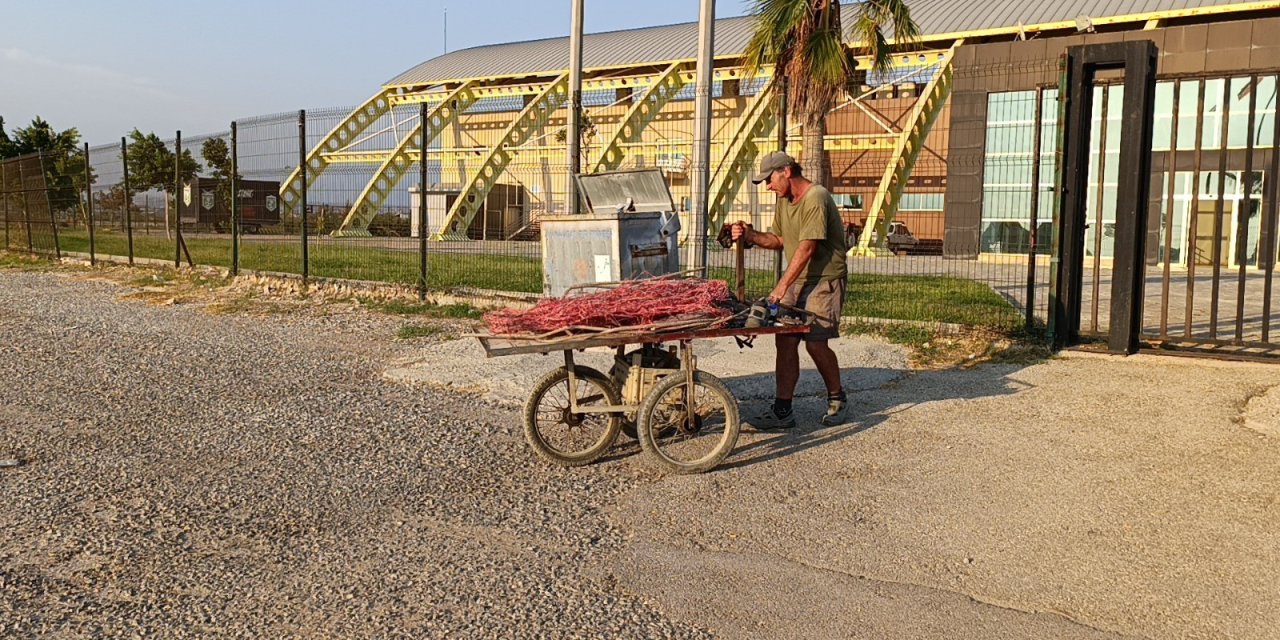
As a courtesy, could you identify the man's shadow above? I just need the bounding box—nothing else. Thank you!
[598,353,1042,469]
[717,359,1039,470]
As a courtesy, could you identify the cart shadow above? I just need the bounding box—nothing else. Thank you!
[715,363,1039,471]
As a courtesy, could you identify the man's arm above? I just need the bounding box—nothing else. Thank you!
[769,239,817,302]
[731,220,783,250]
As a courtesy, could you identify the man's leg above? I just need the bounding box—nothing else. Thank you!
[804,339,842,395]
[802,278,849,425]
[775,334,803,400]
[746,333,802,430]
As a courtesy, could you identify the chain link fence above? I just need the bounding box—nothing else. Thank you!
[1,56,1090,336]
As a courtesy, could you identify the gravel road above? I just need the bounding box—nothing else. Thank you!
[0,271,702,638]
[2,268,1278,639]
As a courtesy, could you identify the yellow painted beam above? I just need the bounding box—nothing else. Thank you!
[333,82,481,237]
[279,88,396,219]
[707,86,777,232]
[317,130,898,167]
[853,46,957,257]
[592,61,690,173]
[391,66,779,106]
[916,1,1279,44]
[432,73,570,240]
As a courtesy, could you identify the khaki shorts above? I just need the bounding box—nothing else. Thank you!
[780,277,846,341]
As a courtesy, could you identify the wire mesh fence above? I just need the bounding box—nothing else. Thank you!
[1,151,67,257]
[2,66,1049,333]
[35,52,1280,342]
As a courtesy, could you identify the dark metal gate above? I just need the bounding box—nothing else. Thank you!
[1143,72,1280,357]
[1053,41,1280,358]
[1053,41,1158,354]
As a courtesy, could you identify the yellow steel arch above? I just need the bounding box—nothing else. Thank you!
[279,88,396,218]
[432,72,570,240]
[333,82,480,237]
[853,45,957,256]
[591,62,689,173]
[707,85,777,232]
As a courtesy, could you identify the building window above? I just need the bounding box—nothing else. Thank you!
[981,89,1057,254]
[898,193,944,211]
[832,193,862,210]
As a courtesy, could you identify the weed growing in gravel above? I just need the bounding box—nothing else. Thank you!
[359,297,484,319]
[127,272,178,288]
[844,320,1052,369]
[0,251,56,271]
[206,297,305,316]
[396,324,445,339]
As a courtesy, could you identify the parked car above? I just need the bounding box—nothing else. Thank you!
[882,221,919,254]
[845,220,919,254]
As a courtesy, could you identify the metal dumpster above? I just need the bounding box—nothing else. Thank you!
[540,170,682,296]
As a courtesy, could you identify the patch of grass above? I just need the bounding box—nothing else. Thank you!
[57,230,544,292]
[396,323,444,339]
[0,251,55,271]
[360,298,484,319]
[844,274,1021,329]
[711,267,1022,330]
[127,271,178,287]
[874,322,936,349]
[845,320,1052,369]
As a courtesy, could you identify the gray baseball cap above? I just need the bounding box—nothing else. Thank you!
[751,151,797,184]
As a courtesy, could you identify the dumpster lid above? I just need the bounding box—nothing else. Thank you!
[574,170,676,215]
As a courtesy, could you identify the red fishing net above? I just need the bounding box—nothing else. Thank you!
[485,278,733,335]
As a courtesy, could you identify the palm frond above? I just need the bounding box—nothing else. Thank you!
[741,0,810,82]
[852,0,921,73]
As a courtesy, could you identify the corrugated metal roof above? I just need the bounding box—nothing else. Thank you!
[385,0,1258,86]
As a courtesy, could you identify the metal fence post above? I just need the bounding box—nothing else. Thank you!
[231,121,240,276]
[121,136,134,265]
[175,130,183,268]
[689,0,714,276]
[775,75,787,284]
[567,0,583,215]
[44,152,61,259]
[419,102,429,301]
[84,142,96,266]
[2,161,9,249]
[19,154,34,253]
[299,109,309,282]
[1025,87,1045,330]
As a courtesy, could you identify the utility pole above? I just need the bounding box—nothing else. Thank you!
[567,0,585,214]
[690,0,715,274]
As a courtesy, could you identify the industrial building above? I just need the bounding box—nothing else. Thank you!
[282,0,1278,270]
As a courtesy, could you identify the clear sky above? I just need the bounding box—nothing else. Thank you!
[1,0,751,145]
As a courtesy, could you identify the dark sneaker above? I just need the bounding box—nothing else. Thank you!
[820,398,849,426]
[749,407,797,430]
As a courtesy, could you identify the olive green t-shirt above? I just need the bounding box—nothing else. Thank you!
[769,184,849,284]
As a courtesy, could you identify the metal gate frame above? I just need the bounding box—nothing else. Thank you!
[1051,41,1159,354]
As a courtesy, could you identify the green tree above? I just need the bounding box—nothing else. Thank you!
[7,117,93,220]
[125,129,201,238]
[200,137,241,221]
[742,0,919,186]
[0,116,13,159]
[95,184,143,222]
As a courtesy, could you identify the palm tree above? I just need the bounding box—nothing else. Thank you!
[743,0,919,187]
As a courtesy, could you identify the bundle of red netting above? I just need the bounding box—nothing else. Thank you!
[485,278,733,335]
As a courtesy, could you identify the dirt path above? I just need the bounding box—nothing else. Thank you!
[2,266,1277,638]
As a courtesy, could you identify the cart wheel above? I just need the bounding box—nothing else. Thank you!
[524,366,623,467]
[637,371,740,474]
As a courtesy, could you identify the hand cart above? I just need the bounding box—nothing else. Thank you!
[473,323,810,474]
